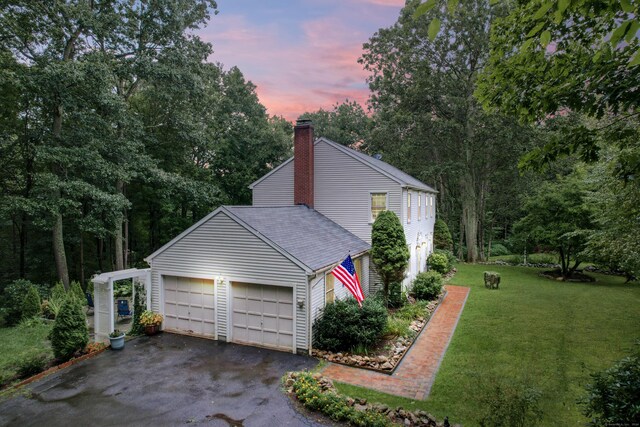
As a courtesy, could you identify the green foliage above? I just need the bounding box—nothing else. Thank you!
[21,286,41,320]
[527,253,558,265]
[478,380,543,427]
[50,282,66,302]
[384,301,428,338]
[69,281,84,304]
[0,319,52,387]
[490,243,510,257]
[386,282,405,308]
[313,298,387,352]
[2,279,45,326]
[581,345,640,426]
[435,248,456,267]
[129,283,147,335]
[412,271,443,301]
[113,280,132,298]
[427,252,449,274]
[514,172,594,278]
[49,297,88,361]
[371,211,409,306]
[46,282,68,320]
[16,353,49,379]
[290,372,391,427]
[299,100,373,147]
[434,219,453,251]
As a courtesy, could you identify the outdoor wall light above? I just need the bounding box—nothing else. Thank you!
[297,298,305,309]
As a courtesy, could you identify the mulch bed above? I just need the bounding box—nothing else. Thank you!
[540,269,596,282]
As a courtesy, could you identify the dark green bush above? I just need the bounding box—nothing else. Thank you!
[21,285,42,320]
[16,353,49,379]
[129,283,146,335]
[290,372,390,427]
[427,252,450,274]
[412,271,443,301]
[313,297,387,352]
[505,254,523,265]
[386,281,405,308]
[527,253,558,265]
[2,279,48,326]
[434,219,453,251]
[113,280,133,298]
[581,346,640,426]
[490,243,511,257]
[50,297,89,361]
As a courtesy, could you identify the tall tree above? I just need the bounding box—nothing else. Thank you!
[299,100,372,147]
[361,0,533,261]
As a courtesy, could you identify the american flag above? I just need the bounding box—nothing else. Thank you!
[331,255,365,307]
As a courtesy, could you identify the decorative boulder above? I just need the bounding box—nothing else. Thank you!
[484,271,500,289]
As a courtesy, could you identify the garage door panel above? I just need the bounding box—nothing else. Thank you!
[164,276,216,338]
[232,282,294,351]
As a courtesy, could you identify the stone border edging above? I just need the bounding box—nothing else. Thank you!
[314,291,447,376]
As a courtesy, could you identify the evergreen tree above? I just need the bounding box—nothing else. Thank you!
[21,285,41,320]
[370,211,410,306]
[50,297,89,360]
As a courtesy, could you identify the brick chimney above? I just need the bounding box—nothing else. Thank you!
[294,119,314,208]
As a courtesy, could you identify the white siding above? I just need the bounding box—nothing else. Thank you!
[217,279,229,340]
[149,211,309,351]
[314,141,401,244]
[310,275,325,323]
[252,160,294,206]
[402,189,437,287]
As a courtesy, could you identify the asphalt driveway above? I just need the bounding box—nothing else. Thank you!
[0,333,326,427]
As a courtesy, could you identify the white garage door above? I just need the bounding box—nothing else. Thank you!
[232,282,293,351]
[163,276,215,338]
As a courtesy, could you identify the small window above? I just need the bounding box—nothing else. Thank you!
[325,273,335,304]
[425,195,429,219]
[354,257,362,280]
[370,193,387,221]
[430,196,435,218]
[416,245,422,273]
[418,193,422,221]
[407,191,412,223]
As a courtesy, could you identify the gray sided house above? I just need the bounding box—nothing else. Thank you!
[93,119,437,354]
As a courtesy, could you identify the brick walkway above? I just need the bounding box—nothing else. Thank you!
[322,285,470,400]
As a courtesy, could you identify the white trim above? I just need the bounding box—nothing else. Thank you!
[213,277,219,340]
[108,278,114,333]
[292,285,298,354]
[226,280,232,341]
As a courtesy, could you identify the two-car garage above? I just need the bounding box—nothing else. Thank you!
[162,275,294,352]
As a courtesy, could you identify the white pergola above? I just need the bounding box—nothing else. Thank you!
[91,268,151,343]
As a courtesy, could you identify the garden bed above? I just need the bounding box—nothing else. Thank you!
[540,269,595,282]
[311,296,443,374]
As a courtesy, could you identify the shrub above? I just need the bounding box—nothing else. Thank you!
[435,248,456,267]
[527,253,558,265]
[47,282,68,319]
[49,297,89,361]
[2,279,44,326]
[427,252,450,274]
[412,271,443,301]
[290,372,390,427]
[129,282,146,335]
[69,281,85,303]
[505,254,523,265]
[16,353,49,379]
[490,243,511,257]
[434,219,453,251]
[371,210,410,306]
[581,346,640,426]
[387,282,405,308]
[113,280,133,298]
[383,316,413,338]
[314,297,387,352]
[478,380,543,427]
[21,285,42,320]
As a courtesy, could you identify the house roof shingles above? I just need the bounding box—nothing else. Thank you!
[224,205,370,272]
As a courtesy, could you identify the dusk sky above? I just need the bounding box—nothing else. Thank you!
[197,0,405,121]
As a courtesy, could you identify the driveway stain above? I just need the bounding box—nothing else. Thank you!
[207,413,245,426]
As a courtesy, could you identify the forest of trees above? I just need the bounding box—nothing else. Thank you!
[0,0,638,291]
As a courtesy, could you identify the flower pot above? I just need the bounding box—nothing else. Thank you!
[109,334,125,350]
[144,324,160,336]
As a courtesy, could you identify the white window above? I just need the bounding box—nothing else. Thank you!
[407,191,412,224]
[430,195,435,218]
[370,193,387,222]
[418,193,422,221]
[416,245,422,273]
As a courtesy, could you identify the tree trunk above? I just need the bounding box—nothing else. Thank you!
[114,180,125,270]
[461,176,478,263]
[52,214,70,288]
[97,237,104,272]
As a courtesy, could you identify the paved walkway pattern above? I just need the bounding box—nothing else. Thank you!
[322,285,470,400]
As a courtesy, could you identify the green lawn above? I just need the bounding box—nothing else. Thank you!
[335,263,640,426]
[0,321,53,386]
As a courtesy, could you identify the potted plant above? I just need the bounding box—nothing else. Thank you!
[109,329,125,350]
[139,310,163,336]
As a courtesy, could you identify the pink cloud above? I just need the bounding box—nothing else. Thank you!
[199,6,397,121]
